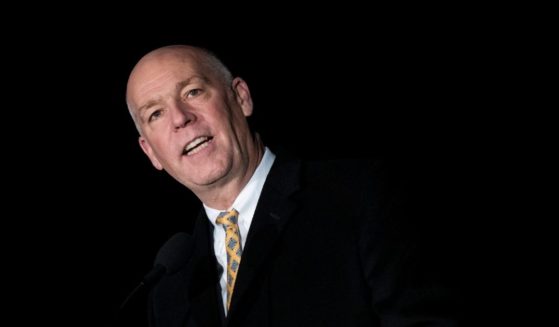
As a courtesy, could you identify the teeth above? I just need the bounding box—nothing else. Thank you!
[187,141,209,155]
[184,136,210,155]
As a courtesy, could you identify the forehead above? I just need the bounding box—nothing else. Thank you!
[127,52,208,107]
[132,52,204,87]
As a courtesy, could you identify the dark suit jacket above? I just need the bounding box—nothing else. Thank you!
[148,155,460,326]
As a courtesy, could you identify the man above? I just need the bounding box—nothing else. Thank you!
[126,45,460,326]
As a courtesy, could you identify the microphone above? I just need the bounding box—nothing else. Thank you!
[119,232,194,310]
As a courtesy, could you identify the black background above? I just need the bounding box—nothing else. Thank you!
[7,18,511,326]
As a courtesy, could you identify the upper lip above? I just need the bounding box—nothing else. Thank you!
[183,135,212,155]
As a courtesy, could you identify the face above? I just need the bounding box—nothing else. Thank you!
[126,49,255,195]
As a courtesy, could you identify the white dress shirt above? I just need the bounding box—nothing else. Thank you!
[204,147,275,314]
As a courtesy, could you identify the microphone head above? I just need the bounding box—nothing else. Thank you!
[154,232,194,275]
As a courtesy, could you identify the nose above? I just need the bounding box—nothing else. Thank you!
[171,102,194,131]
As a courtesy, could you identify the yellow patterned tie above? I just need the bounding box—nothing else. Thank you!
[216,209,242,309]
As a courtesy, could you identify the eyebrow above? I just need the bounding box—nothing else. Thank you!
[137,76,207,115]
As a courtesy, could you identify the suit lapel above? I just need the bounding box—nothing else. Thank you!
[228,157,301,315]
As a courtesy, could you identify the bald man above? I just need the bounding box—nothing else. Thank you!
[125,45,460,327]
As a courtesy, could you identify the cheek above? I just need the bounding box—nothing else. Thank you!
[149,136,172,157]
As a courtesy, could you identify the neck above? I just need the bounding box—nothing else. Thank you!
[198,134,264,210]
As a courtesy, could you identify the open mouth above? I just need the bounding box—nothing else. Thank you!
[183,136,213,156]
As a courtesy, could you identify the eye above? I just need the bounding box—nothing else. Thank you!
[148,109,163,122]
[185,88,202,98]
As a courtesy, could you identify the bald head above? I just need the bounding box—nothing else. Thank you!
[126,45,233,131]
[122,44,260,207]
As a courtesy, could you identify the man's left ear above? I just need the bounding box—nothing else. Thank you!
[232,77,253,117]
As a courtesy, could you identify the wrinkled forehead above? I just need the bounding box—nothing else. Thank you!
[126,51,203,107]
[129,50,201,87]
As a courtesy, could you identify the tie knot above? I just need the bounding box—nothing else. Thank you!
[216,209,239,227]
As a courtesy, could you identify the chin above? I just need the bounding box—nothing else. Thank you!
[192,170,228,187]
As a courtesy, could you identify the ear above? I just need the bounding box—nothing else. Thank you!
[232,77,253,117]
[139,136,163,170]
